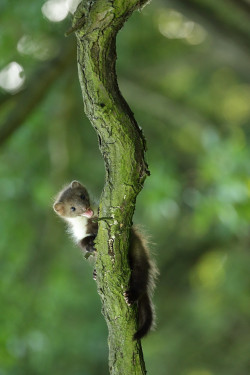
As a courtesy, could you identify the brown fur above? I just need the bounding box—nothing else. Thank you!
[86,219,98,235]
[53,181,158,340]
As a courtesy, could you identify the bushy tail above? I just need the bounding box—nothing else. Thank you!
[133,294,153,340]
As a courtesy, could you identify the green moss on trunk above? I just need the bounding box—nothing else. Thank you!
[73,1,150,373]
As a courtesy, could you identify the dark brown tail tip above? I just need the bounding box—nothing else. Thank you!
[133,294,153,341]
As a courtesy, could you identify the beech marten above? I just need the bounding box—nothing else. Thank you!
[53,180,157,340]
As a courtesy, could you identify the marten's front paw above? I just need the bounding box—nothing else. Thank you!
[86,238,96,252]
[123,290,137,306]
[93,269,97,281]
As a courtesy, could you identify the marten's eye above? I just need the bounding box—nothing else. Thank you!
[71,207,76,212]
[80,194,85,200]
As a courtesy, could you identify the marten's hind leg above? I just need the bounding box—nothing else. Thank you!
[124,228,150,305]
[124,266,149,305]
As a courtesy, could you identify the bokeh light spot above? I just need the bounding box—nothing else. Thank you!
[0,62,25,93]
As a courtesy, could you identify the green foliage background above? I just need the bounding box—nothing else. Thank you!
[1,0,250,374]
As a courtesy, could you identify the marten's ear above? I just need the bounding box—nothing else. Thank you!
[53,202,64,215]
[71,180,82,189]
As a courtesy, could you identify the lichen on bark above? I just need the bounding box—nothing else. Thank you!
[73,1,150,374]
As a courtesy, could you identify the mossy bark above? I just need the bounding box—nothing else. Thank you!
[73,1,150,374]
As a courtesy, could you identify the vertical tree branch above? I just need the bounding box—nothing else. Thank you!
[73,0,150,374]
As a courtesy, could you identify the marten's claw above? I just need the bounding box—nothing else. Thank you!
[123,292,131,306]
[93,269,97,280]
[123,290,136,306]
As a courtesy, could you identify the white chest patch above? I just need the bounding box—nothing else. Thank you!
[66,216,89,242]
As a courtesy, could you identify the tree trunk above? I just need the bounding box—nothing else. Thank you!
[73,1,150,374]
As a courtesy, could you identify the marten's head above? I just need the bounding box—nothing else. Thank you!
[53,181,93,219]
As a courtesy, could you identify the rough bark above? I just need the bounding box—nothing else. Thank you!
[73,1,150,374]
